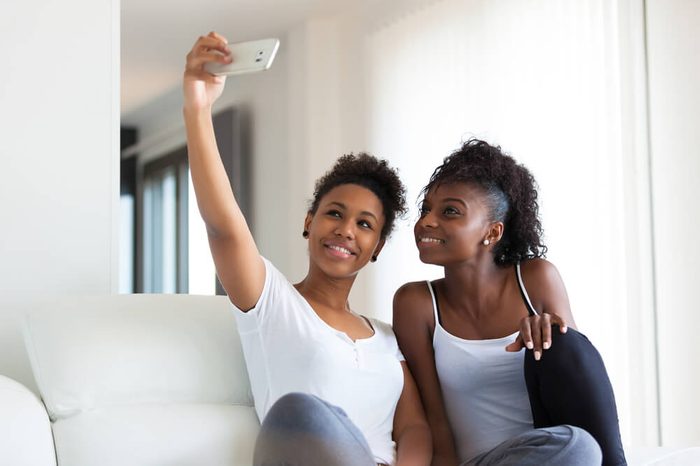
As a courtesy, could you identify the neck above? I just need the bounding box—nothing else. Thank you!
[295,263,356,312]
[441,258,508,318]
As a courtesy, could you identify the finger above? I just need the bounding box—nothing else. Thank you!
[542,313,552,350]
[186,51,232,72]
[194,34,230,55]
[531,315,542,361]
[520,317,534,350]
[553,314,568,333]
[208,31,230,48]
[505,334,524,352]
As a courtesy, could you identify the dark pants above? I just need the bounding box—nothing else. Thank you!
[524,326,627,466]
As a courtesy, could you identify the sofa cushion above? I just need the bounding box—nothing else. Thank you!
[24,294,253,421]
[52,403,258,466]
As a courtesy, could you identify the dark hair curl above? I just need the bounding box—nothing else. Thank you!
[422,138,547,266]
[310,153,407,239]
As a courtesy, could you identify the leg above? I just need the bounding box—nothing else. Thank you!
[524,327,627,466]
[253,392,376,466]
[466,425,601,466]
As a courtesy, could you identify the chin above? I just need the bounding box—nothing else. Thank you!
[315,256,363,278]
[417,250,443,266]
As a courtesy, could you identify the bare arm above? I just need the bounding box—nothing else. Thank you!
[393,283,459,466]
[393,362,432,466]
[506,259,577,357]
[183,32,264,310]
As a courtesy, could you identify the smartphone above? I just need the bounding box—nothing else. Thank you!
[204,38,280,76]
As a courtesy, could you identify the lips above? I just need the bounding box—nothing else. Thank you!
[416,236,445,245]
[323,241,356,258]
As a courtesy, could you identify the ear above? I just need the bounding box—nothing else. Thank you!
[486,222,505,244]
[304,212,313,233]
[372,237,386,260]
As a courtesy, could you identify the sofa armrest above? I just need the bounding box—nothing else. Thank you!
[0,375,56,466]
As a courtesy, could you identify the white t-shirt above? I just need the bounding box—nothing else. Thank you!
[233,258,405,465]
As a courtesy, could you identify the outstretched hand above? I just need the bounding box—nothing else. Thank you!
[183,32,231,111]
[505,313,568,360]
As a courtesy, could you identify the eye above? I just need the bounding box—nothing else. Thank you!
[358,219,373,230]
[419,204,430,217]
[326,209,342,218]
[443,206,460,216]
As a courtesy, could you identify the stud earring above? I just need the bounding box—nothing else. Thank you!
[371,255,378,262]
[482,239,490,246]
[302,230,309,238]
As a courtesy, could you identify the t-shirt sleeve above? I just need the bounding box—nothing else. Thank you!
[230,257,286,333]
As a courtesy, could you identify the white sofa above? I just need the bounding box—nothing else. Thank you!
[1,293,699,466]
[5,294,258,466]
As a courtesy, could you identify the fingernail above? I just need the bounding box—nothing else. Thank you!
[526,342,533,350]
[534,351,541,361]
[561,326,568,333]
[543,342,550,350]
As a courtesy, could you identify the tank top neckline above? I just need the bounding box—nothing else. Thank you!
[426,262,538,343]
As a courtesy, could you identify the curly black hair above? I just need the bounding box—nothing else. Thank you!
[310,153,407,239]
[422,138,547,266]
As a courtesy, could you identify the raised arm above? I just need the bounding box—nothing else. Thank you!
[393,283,459,466]
[183,32,264,310]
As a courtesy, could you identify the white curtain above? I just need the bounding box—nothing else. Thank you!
[365,0,654,445]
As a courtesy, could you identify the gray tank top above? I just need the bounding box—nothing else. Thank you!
[428,263,534,462]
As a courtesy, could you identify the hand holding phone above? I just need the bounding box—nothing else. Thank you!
[204,38,280,76]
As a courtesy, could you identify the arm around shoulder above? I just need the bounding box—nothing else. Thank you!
[520,258,577,329]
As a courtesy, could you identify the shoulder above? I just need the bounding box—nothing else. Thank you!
[518,258,562,287]
[518,258,571,316]
[392,280,435,327]
[393,280,431,302]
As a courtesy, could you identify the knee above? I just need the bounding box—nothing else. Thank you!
[530,328,599,368]
[264,392,323,428]
[561,425,602,464]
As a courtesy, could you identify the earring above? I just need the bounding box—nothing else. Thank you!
[302,230,309,238]
[482,239,490,246]
[371,255,377,262]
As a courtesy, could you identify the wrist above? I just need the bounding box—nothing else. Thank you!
[183,105,213,120]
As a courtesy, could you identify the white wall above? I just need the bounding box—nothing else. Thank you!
[0,0,119,391]
[646,0,700,446]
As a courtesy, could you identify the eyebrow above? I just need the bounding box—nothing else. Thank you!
[440,197,468,207]
[327,201,379,220]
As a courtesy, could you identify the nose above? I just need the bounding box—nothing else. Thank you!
[417,210,438,229]
[335,218,355,239]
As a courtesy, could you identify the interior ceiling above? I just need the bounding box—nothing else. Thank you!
[121,0,350,117]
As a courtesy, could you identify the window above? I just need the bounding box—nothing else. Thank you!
[120,108,248,295]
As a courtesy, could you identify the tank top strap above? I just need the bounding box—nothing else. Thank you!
[425,280,440,326]
[515,262,539,317]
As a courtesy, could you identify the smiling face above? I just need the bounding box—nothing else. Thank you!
[305,183,386,279]
[415,182,501,266]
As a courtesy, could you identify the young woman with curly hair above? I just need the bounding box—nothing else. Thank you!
[184,32,430,466]
[393,139,626,466]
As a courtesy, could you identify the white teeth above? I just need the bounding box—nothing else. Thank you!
[329,245,352,255]
[420,237,443,243]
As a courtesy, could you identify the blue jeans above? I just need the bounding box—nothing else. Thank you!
[253,392,377,466]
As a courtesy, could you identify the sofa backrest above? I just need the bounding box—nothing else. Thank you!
[23,294,253,420]
[23,294,259,466]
